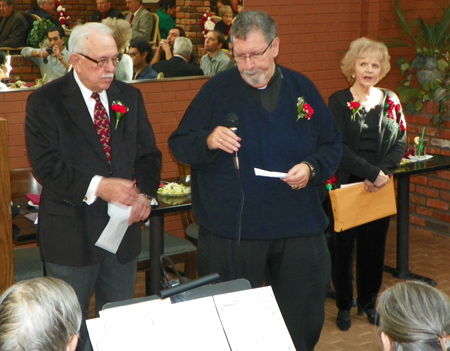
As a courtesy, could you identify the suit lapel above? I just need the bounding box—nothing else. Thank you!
[60,71,109,163]
[107,82,123,163]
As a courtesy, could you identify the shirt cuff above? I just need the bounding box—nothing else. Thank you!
[84,175,103,205]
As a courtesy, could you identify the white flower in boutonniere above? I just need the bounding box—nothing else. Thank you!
[296,96,314,121]
[111,101,129,129]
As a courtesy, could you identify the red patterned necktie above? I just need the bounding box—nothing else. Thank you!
[129,14,134,25]
[91,92,111,162]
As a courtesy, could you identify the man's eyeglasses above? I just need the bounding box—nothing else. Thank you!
[233,38,275,62]
[77,53,120,67]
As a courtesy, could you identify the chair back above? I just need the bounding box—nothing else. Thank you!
[149,12,160,47]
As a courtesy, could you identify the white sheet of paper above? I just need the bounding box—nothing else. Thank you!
[90,297,230,351]
[214,286,296,351]
[254,168,288,179]
[95,203,131,254]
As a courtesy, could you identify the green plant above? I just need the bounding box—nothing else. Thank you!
[390,1,450,126]
[27,19,54,48]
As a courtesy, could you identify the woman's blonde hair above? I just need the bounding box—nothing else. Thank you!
[341,37,391,85]
[219,5,233,17]
[102,17,132,53]
[378,281,450,351]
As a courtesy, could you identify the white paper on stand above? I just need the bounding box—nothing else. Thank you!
[95,203,131,254]
[214,286,296,351]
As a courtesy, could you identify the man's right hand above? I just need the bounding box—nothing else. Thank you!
[96,178,139,206]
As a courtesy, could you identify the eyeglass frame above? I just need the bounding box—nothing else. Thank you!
[77,52,120,67]
[232,37,276,62]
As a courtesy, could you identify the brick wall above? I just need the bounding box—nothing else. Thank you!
[3,0,450,237]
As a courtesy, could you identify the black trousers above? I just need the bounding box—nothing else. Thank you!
[198,227,330,351]
[45,253,138,351]
[329,216,390,311]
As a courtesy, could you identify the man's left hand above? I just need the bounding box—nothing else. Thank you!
[128,195,151,225]
[282,163,311,190]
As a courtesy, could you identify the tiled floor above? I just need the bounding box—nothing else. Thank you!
[95,216,450,351]
[316,218,450,351]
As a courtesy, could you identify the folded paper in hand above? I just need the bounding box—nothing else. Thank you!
[329,180,397,232]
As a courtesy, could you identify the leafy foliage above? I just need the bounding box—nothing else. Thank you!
[390,1,450,126]
[27,19,54,48]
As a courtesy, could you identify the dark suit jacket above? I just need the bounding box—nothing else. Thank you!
[0,9,28,47]
[153,56,204,78]
[28,7,62,30]
[92,8,125,22]
[25,71,162,267]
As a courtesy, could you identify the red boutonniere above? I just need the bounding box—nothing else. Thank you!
[297,97,314,121]
[324,175,338,191]
[111,101,129,129]
[347,101,361,121]
[384,97,406,132]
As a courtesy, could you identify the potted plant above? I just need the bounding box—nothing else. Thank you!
[390,0,450,125]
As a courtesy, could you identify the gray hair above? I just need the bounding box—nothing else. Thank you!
[37,0,48,7]
[0,277,82,351]
[219,5,233,17]
[230,10,277,45]
[102,18,132,53]
[173,37,192,58]
[68,22,114,54]
[378,281,450,351]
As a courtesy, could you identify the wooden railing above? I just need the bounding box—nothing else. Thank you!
[0,118,14,292]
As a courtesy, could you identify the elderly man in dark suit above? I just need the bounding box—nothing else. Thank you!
[153,36,203,78]
[0,0,28,47]
[25,22,161,351]
[92,0,124,22]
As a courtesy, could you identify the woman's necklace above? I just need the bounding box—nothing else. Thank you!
[350,87,381,112]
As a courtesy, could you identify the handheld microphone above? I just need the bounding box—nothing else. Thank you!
[225,113,240,169]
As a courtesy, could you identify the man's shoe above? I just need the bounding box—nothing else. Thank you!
[336,309,351,331]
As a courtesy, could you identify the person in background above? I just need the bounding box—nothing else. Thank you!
[169,11,341,351]
[0,0,28,48]
[0,277,82,351]
[378,281,450,351]
[129,39,158,80]
[25,22,162,351]
[125,0,153,42]
[328,37,407,331]
[215,0,233,14]
[156,0,176,39]
[28,0,62,30]
[153,36,203,77]
[102,17,133,81]
[214,4,233,49]
[200,30,230,76]
[21,26,71,83]
[151,26,196,65]
[92,0,124,22]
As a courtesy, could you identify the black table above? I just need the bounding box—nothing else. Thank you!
[147,176,192,296]
[385,155,450,286]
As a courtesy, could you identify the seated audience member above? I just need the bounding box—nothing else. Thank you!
[28,0,62,30]
[214,5,233,49]
[378,281,450,351]
[156,0,176,39]
[215,0,235,14]
[92,0,124,22]
[151,26,195,65]
[125,0,153,42]
[200,30,230,76]
[0,0,28,48]
[129,39,158,79]
[152,36,203,77]
[21,26,71,82]
[102,17,132,81]
[0,277,82,351]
